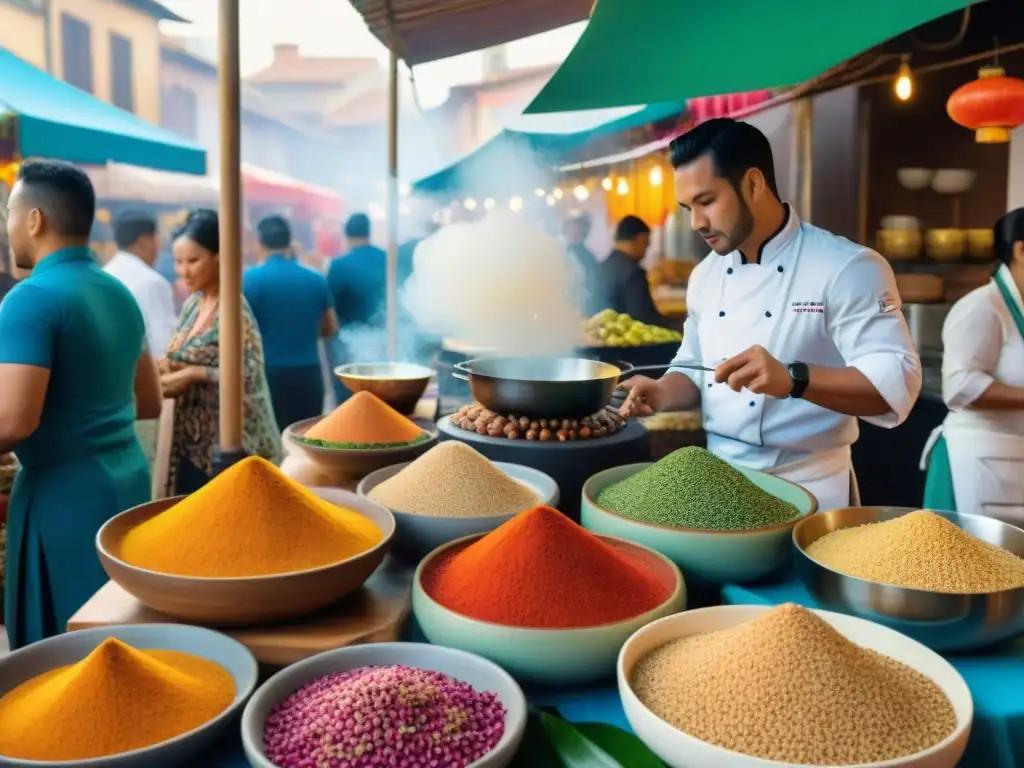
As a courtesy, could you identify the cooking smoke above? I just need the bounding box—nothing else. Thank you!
[402,212,586,355]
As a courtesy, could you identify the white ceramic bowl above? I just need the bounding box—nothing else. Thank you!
[618,606,973,768]
[241,642,527,768]
[357,460,559,559]
[880,214,922,231]
[896,168,934,191]
[931,169,977,195]
[0,624,258,768]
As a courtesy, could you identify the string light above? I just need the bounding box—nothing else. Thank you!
[601,177,613,191]
[573,184,589,201]
[509,196,524,212]
[545,194,557,206]
[534,188,546,197]
[649,166,664,186]
[616,178,629,196]
[894,56,913,101]
[484,197,495,210]
[553,187,564,200]
[463,197,478,211]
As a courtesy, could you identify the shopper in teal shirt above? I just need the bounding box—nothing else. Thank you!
[0,161,162,649]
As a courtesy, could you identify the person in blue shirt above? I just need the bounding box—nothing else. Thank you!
[325,213,387,403]
[0,161,162,649]
[244,214,338,430]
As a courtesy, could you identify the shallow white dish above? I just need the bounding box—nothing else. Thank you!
[618,605,973,768]
[241,642,527,768]
[0,624,258,768]
[931,169,976,195]
[896,168,934,191]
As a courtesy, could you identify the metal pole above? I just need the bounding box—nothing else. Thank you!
[386,50,399,362]
[216,0,244,461]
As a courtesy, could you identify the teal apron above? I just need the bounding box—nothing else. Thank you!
[923,266,1024,511]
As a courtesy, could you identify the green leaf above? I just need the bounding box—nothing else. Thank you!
[510,712,563,768]
[575,722,666,768]
[539,711,621,768]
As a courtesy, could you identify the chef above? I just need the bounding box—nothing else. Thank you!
[922,208,1024,521]
[621,118,922,511]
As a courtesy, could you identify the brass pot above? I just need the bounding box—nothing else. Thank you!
[926,229,965,261]
[965,228,994,261]
[876,229,922,260]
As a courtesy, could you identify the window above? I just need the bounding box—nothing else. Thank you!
[110,33,134,113]
[60,13,93,93]
[160,86,198,140]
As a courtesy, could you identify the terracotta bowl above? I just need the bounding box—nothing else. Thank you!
[96,488,395,625]
[286,415,438,476]
[334,362,434,415]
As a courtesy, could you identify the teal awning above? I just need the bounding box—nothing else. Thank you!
[0,47,206,175]
[414,101,682,194]
[526,0,974,113]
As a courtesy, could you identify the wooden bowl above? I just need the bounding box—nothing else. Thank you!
[95,488,396,625]
[876,229,921,260]
[926,229,965,261]
[334,363,433,415]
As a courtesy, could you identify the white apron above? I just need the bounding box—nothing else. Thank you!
[698,220,857,511]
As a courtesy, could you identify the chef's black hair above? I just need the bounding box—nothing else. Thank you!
[668,118,780,199]
[614,215,651,241]
[172,209,219,255]
[114,210,157,250]
[256,214,292,251]
[16,160,96,240]
[994,208,1024,267]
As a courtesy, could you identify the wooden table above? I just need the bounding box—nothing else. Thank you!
[67,559,414,667]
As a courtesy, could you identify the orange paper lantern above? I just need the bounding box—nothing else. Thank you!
[947,66,1024,144]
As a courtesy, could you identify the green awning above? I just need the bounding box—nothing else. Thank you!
[414,101,682,194]
[526,0,974,113]
[0,47,205,174]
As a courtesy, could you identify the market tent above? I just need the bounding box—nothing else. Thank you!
[242,164,343,219]
[0,47,205,174]
[348,0,592,65]
[414,101,683,194]
[525,0,974,113]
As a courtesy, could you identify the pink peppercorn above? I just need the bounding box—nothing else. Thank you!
[263,665,507,768]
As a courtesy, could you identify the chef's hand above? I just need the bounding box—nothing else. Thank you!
[160,366,204,398]
[715,345,794,398]
[617,376,662,418]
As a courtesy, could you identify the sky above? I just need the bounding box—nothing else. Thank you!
[160,0,586,108]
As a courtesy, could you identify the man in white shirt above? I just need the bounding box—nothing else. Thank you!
[621,118,922,510]
[105,211,178,356]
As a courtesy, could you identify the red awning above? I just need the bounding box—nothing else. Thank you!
[242,164,343,219]
[687,90,775,124]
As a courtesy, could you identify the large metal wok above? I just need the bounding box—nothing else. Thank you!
[452,356,632,419]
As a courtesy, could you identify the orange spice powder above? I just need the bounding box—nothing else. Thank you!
[305,391,424,444]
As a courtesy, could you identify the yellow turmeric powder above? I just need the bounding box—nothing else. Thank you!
[0,638,234,761]
[119,456,383,577]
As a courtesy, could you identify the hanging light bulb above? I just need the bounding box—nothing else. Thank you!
[601,176,613,191]
[463,197,478,211]
[484,197,495,210]
[545,194,557,206]
[616,178,629,196]
[509,196,524,212]
[573,184,589,201]
[649,166,664,186]
[553,187,564,200]
[894,56,913,102]
[534,188,546,197]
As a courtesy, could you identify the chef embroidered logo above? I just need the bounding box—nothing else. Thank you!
[877,292,900,314]
[791,301,824,314]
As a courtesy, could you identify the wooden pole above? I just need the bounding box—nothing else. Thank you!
[217,0,243,454]
[386,49,399,362]
[793,97,815,223]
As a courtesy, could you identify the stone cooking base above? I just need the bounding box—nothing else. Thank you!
[451,404,628,442]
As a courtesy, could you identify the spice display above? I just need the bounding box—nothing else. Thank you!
[806,510,1024,593]
[263,664,506,768]
[584,309,682,347]
[596,446,800,530]
[631,604,956,764]
[451,403,625,441]
[422,506,669,628]
[0,638,234,761]
[368,442,539,518]
[302,391,427,448]
[119,457,382,577]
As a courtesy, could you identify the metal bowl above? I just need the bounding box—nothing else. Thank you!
[453,356,627,419]
[793,506,1024,651]
[334,362,433,415]
[876,228,922,260]
[926,229,966,261]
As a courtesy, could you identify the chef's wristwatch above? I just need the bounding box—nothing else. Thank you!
[787,362,810,399]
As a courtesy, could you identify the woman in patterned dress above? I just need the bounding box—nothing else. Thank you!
[159,209,281,496]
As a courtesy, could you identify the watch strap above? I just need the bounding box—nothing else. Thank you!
[788,362,810,399]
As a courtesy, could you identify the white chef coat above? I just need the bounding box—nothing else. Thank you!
[105,250,178,356]
[670,207,922,510]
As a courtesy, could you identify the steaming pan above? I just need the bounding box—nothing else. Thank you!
[453,356,630,419]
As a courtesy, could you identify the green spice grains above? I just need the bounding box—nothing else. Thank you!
[595,447,800,530]
[631,604,957,765]
[806,510,1024,593]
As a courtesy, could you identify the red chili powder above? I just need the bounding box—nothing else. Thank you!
[421,506,671,628]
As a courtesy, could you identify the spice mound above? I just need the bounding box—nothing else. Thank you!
[302,391,427,448]
[631,604,957,765]
[422,505,671,628]
[263,664,506,768]
[452,403,626,441]
[596,446,800,530]
[0,638,234,761]
[119,456,383,577]
[806,510,1024,593]
[368,442,540,518]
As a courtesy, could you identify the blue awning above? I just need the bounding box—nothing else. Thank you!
[0,47,206,175]
[414,101,682,195]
